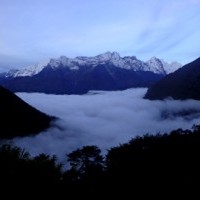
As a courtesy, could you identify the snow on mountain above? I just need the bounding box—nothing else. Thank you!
[161,60,182,74]
[146,57,166,74]
[145,57,200,100]
[6,60,50,77]
[47,52,176,74]
[146,57,182,75]
[4,52,181,77]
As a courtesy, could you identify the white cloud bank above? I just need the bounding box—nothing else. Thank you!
[11,88,200,161]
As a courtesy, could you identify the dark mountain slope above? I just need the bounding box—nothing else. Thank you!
[0,63,164,94]
[0,52,181,94]
[145,57,200,100]
[0,86,52,139]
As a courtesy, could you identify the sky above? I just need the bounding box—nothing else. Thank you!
[9,88,200,161]
[0,0,200,70]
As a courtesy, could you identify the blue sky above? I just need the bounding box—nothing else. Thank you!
[0,0,200,70]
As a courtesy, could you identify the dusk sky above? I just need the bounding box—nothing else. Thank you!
[0,0,200,70]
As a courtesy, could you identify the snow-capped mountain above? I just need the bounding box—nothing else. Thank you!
[0,52,182,94]
[4,52,181,78]
[160,59,182,74]
[5,60,50,77]
[145,57,200,100]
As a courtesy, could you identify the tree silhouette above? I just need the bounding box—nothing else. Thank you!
[1,125,200,198]
[0,144,62,196]
[63,145,104,195]
[67,145,103,175]
[30,153,62,184]
[0,144,30,194]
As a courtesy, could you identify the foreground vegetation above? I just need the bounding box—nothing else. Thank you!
[1,125,200,197]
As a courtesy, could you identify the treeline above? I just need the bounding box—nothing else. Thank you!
[1,125,200,197]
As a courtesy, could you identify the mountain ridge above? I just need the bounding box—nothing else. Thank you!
[0,85,53,139]
[144,57,200,100]
[0,52,182,95]
[2,52,181,78]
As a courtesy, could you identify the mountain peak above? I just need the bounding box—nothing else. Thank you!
[1,52,182,78]
[145,57,200,100]
[146,57,165,74]
[8,60,50,77]
[148,57,163,64]
[160,59,182,74]
[147,57,182,74]
[96,51,120,61]
[149,56,160,61]
[111,51,120,58]
[0,52,183,95]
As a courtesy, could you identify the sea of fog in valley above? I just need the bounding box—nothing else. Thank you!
[11,88,200,161]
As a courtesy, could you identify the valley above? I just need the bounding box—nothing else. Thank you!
[11,88,200,159]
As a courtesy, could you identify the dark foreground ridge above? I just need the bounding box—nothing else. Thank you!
[1,125,200,198]
[145,57,200,100]
[0,86,53,139]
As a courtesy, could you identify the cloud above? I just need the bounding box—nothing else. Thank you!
[0,0,200,68]
[8,88,200,161]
